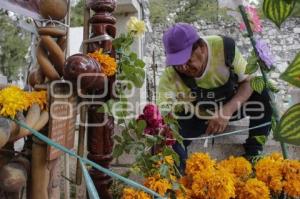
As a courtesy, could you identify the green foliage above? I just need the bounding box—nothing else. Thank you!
[291,2,300,17]
[175,0,219,23]
[263,0,296,28]
[254,135,267,145]
[274,103,300,146]
[113,33,146,88]
[0,11,30,82]
[250,76,265,94]
[149,0,171,24]
[112,116,181,179]
[280,52,300,88]
[245,51,259,74]
[70,0,84,27]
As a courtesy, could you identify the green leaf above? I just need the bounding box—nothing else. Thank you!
[275,103,300,146]
[280,52,300,88]
[128,119,137,129]
[114,135,123,143]
[146,136,158,145]
[129,67,145,88]
[266,80,280,93]
[136,120,146,133]
[271,116,277,133]
[113,144,124,158]
[250,76,265,94]
[172,182,180,190]
[254,135,267,145]
[135,59,146,68]
[263,0,296,28]
[246,52,259,74]
[159,164,169,177]
[129,52,138,61]
[122,129,132,142]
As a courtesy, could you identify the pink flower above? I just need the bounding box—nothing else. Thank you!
[144,127,158,135]
[239,6,262,33]
[143,104,163,128]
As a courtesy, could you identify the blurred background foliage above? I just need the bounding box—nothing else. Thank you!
[0,10,30,82]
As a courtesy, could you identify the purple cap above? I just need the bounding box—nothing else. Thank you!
[163,23,200,66]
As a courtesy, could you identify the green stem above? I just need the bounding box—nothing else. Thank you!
[238,5,288,159]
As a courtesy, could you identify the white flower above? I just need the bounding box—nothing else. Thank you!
[126,17,146,37]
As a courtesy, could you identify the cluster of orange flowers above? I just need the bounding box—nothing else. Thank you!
[88,50,117,77]
[255,152,300,198]
[122,152,300,199]
[0,86,47,118]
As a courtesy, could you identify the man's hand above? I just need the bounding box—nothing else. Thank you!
[205,106,233,134]
[205,77,253,135]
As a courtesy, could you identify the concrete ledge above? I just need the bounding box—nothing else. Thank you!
[114,0,140,14]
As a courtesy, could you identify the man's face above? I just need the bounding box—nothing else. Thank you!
[174,43,208,77]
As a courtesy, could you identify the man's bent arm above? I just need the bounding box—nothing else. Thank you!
[223,77,253,116]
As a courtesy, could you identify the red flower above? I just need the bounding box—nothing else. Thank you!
[143,104,163,128]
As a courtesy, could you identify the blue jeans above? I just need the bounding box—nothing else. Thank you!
[172,90,272,173]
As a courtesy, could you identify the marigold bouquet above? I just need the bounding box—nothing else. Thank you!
[121,152,300,199]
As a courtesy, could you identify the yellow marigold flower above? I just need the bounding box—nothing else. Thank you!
[185,152,215,176]
[122,187,151,199]
[175,188,192,199]
[270,152,284,161]
[144,175,172,196]
[127,16,146,37]
[237,178,270,199]
[235,179,246,197]
[26,91,47,110]
[0,86,30,118]
[282,159,300,180]
[255,154,284,193]
[88,50,117,77]
[218,156,252,179]
[284,178,300,197]
[191,168,235,199]
[164,155,174,166]
[179,176,192,189]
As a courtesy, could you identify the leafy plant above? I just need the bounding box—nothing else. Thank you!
[260,0,300,147]
[70,0,84,27]
[0,10,30,82]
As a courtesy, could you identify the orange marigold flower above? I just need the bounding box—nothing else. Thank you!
[237,178,270,199]
[284,178,300,198]
[144,175,172,196]
[282,159,300,180]
[191,168,235,199]
[122,187,151,199]
[88,50,117,77]
[218,156,252,179]
[185,152,215,176]
[0,86,30,118]
[255,154,284,193]
[26,91,47,110]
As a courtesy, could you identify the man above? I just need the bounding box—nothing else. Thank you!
[158,23,272,172]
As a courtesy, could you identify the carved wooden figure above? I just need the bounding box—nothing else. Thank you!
[87,1,116,198]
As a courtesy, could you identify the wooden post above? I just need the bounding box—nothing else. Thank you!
[75,0,90,185]
[86,1,116,198]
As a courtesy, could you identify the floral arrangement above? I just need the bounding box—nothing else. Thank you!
[0,85,47,118]
[113,103,181,179]
[121,152,300,199]
[239,5,262,33]
[88,49,117,77]
[138,104,176,146]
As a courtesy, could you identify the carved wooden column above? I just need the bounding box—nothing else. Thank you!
[86,1,116,198]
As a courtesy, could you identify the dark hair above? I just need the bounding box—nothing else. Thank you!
[192,38,205,52]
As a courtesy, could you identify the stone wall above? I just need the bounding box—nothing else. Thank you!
[144,18,300,112]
